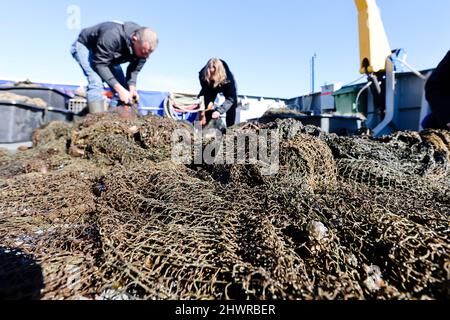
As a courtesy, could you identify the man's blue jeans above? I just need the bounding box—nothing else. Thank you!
[71,41,128,103]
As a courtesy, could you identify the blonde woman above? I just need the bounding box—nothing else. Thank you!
[198,58,238,128]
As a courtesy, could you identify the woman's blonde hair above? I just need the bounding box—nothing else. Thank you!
[203,58,228,88]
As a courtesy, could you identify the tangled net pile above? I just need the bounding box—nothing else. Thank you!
[0,113,448,300]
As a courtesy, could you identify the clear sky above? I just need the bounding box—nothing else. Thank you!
[0,0,449,98]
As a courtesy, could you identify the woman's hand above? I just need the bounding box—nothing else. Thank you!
[212,111,221,119]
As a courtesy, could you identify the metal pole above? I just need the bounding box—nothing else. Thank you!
[311,53,317,93]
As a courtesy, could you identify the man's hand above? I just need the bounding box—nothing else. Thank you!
[114,84,132,104]
[118,89,132,104]
[129,86,139,103]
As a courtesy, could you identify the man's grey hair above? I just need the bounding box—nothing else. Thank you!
[135,28,159,50]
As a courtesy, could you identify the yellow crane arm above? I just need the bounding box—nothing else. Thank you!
[355,0,392,74]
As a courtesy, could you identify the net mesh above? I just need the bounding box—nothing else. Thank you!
[0,113,448,300]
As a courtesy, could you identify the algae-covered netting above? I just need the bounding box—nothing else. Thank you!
[0,92,47,108]
[0,113,448,300]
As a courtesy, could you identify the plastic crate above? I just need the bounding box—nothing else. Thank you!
[68,98,87,114]
[46,107,76,123]
[0,87,71,109]
[0,102,45,143]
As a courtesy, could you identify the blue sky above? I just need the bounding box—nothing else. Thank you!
[0,0,449,98]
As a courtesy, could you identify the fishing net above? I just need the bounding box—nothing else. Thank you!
[0,113,448,300]
[0,92,47,108]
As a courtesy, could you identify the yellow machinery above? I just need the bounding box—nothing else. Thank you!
[353,0,399,136]
[355,0,392,74]
[353,0,428,136]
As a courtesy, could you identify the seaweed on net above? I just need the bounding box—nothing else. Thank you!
[0,113,448,300]
[0,169,102,299]
[0,121,73,178]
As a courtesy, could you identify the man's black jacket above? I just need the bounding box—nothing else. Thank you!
[78,21,146,89]
[426,50,450,102]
